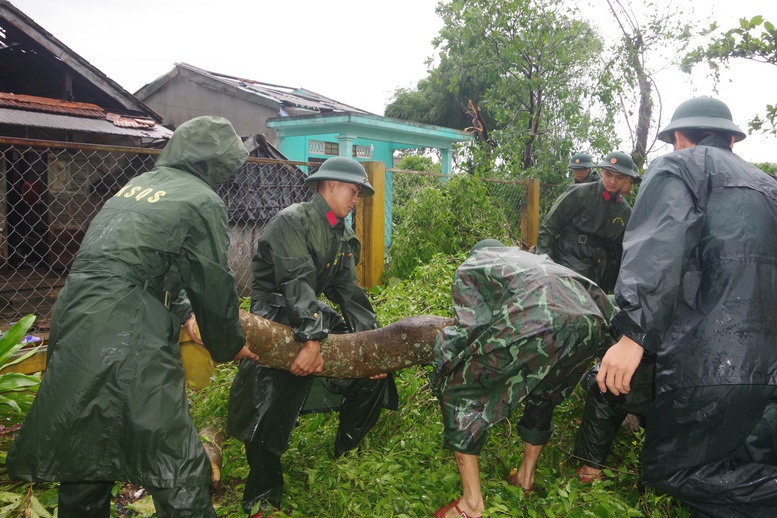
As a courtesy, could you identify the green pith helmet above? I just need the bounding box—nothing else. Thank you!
[568,152,596,169]
[304,156,375,196]
[657,96,746,143]
[597,151,639,179]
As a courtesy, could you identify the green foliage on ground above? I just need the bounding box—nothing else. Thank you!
[0,316,42,428]
[371,253,461,321]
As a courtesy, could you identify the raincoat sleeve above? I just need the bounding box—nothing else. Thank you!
[611,155,707,353]
[180,200,245,362]
[323,236,378,332]
[265,212,328,342]
[536,188,577,256]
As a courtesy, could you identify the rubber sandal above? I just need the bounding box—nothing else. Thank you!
[507,468,535,493]
[434,498,482,518]
[576,466,603,483]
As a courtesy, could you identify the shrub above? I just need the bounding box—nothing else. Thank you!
[387,174,516,280]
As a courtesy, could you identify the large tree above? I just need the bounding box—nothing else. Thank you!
[386,0,618,181]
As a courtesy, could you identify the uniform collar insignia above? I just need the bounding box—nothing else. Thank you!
[602,191,621,203]
[325,210,338,226]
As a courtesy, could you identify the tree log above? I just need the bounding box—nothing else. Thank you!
[239,310,453,378]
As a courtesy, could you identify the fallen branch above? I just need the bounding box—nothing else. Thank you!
[198,424,225,487]
[238,310,453,378]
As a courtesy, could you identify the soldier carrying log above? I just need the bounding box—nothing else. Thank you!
[227,156,398,517]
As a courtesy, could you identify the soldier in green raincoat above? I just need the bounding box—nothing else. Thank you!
[537,151,638,292]
[7,116,258,518]
[431,240,616,518]
[227,156,397,516]
[568,152,600,184]
[598,97,777,517]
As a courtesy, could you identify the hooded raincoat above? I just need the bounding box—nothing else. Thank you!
[537,181,630,292]
[8,116,247,488]
[611,136,777,515]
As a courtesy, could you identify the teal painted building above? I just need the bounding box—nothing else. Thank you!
[267,111,469,175]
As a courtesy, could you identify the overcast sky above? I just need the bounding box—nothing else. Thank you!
[9,0,777,163]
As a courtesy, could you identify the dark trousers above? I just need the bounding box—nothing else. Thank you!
[58,481,216,518]
[642,385,777,518]
[573,360,655,468]
[241,376,390,515]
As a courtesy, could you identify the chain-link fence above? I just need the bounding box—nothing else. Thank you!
[0,137,323,322]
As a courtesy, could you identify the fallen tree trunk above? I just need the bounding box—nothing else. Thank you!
[238,310,453,378]
[196,311,452,486]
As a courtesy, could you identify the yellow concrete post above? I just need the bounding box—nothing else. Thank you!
[354,161,386,288]
[521,178,541,248]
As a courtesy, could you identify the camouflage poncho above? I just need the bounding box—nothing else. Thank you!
[430,247,615,454]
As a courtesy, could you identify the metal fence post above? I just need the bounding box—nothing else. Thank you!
[355,161,385,288]
[522,178,541,248]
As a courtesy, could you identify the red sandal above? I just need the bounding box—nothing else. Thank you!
[507,468,535,493]
[434,498,482,518]
[576,466,604,483]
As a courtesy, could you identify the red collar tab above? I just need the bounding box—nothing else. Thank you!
[325,210,338,226]
[602,191,621,203]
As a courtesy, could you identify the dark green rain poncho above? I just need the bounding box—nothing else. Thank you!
[8,116,247,488]
[611,136,777,509]
[536,181,631,292]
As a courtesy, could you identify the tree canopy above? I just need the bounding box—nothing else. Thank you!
[682,16,777,135]
[385,0,708,179]
[385,0,620,182]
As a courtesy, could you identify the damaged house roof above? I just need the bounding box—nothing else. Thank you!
[0,0,171,139]
[136,62,373,116]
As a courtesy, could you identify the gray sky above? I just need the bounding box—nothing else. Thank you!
[9,0,777,163]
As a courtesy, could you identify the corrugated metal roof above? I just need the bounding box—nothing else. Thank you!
[0,108,173,139]
[0,1,165,122]
[226,78,367,113]
[176,63,371,115]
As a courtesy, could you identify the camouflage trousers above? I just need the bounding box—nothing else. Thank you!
[431,316,607,455]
